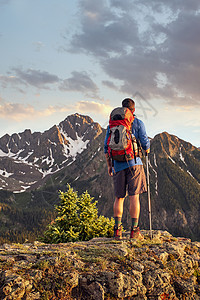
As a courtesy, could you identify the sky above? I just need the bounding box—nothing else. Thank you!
[0,0,200,147]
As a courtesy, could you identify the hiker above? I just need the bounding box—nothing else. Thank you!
[104,98,150,239]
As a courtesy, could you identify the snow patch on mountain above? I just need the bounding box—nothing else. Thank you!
[0,169,14,178]
[58,125,90,158]
[168,156,176,164]
[149,155,158,195]
[179,145,187,165]
[153,153,157,167]
[187,170,195,180]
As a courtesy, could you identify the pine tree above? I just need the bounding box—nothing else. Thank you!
[42,184,114,243]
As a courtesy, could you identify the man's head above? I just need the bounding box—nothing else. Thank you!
[122,98,135,112]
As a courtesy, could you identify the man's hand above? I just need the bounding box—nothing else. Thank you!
[105,153,113,176]
[145,148,150,154]
[108,166,113,177]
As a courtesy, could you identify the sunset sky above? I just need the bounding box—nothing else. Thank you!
[0,0,200,147]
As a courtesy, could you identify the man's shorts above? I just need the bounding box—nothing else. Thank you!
[113,165,147,198]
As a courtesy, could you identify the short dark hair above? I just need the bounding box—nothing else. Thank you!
[122,98,135,111]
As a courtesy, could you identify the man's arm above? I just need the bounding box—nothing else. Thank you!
[137,119,150,153]
[104,126,113,176]
[105,153,113,176]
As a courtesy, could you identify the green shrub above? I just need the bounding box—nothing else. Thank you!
[42,184,114,243]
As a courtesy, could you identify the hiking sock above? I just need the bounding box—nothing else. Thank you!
[114,217,122,228]
[131,218,138,229]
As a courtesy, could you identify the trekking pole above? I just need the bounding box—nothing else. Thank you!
[146,152,153,239]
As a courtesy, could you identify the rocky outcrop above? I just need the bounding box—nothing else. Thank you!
[0,231,199,299]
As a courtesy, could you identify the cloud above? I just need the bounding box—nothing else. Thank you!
[60,71,99,97]
[1,68,100,97]
[13,68,60,89]
[0,74,23,88]
[1,68,102,105]
[0,102,35,121]
[0,98,112,122]
[39,100,113,118]
[134,0,200,12]
[0,68,60,90]
[68,0,200,107]
[0,98,67,121]
[38,100,113,118]
[102,80,118,89]
[69,0,139,57]
[0,102,69,122]
[74,100,113,116]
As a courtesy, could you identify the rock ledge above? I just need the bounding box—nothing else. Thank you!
[0,230,200,299]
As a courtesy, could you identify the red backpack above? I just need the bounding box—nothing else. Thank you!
[107,107,138,162]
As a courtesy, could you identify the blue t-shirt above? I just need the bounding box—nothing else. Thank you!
[104,117,150,172]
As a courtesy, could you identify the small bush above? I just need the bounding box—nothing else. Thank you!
[42,184,114,243]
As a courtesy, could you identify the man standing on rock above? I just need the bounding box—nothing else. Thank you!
[104,98,150,239]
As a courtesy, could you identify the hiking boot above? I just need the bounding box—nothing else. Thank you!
[130,226,144,240]
[113,225,122,239]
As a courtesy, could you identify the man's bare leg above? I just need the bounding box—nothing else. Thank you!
[113,197,124,218]
[129,194,140,219]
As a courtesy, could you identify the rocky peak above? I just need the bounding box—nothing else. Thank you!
[59,113,102,142]
[151,131,196,160]
[0,114,103,193]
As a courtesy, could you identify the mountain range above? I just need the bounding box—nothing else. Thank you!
[0,114,102,193]
[0,113,200,243]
